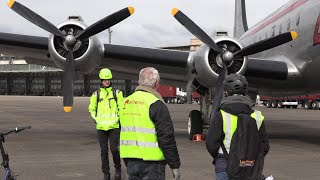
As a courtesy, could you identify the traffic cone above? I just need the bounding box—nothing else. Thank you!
[192,134,204,142]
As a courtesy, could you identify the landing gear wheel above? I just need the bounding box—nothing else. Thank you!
[188,110,203,140]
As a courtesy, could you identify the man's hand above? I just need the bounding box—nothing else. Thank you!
[172,169,180,180]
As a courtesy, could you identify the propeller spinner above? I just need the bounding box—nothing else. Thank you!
[7,0,135,112]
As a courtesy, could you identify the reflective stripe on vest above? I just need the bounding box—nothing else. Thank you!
[121,126,156,134]
[120,140,159,148]
[97,120,119,125]
[96,114,118,118]
[251,110,264,130]
[119,91,165,161]
[220,110,237,154]
[218,110,265,154]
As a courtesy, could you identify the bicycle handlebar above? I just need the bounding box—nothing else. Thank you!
[1,126,31,136]
[15,126,31,133]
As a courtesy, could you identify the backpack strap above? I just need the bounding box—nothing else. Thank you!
[221,139,229,160]
[113,89,120,112]
[95,90,100,117]
[113,89,118,104]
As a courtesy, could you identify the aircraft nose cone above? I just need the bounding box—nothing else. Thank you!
[65,35,76,47]
[222,51,234,63]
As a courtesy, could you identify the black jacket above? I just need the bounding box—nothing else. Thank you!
[206,96,270,161]
[149,100,181,169]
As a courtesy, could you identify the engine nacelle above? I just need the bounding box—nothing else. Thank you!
[192,36,248,88]
[48,20,103,73]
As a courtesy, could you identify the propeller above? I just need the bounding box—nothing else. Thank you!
[7,0,135,112]
[7,0,64,37]
[172,8,223,55]
[76,7,135,40]
[63,49,74,113]
[172,8,298,114]
[234,31,298,57]
[211,65,228,113]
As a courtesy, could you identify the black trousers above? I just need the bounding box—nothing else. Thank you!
[126,160,165,180]
[97,128,121,175]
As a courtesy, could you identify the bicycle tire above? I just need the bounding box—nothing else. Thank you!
[3,168,15,180]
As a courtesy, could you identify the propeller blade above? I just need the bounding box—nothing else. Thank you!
[172,8,223,55]
[234,31,298,57]
[7,0,64,37]
[76,7,135,40]
[211,64,228,114]
[63,49,74,112]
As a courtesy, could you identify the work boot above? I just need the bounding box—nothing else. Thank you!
[114,168,121,180]
[104,173,110,180]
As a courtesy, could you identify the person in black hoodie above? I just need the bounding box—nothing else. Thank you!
[206,74,269,180]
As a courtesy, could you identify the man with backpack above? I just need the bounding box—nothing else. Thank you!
[206,74,270,180]
[88,68,123,180]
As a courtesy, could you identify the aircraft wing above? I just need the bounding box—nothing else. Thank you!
[0,32,291,86]
[0,32,192,86]
[245,57,288,80]
[102,44,191,86]
[0,32,58,68]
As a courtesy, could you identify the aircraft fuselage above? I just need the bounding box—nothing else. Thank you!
[240,0,320,96]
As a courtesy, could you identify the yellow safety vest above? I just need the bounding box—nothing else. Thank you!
[119,91,165,161]
[218,110,264,154]
[88,87,122,131]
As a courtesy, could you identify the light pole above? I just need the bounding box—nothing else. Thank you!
[108,28,113,44]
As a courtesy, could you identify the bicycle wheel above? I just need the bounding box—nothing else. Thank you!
[4,168,15,180]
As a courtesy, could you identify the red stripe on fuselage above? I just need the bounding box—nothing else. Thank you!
[242,0,308,39]
[313,13,320,46]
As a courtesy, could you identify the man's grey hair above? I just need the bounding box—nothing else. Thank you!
[138,67,160,88]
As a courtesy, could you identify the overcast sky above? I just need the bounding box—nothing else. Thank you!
[0,0,289,48]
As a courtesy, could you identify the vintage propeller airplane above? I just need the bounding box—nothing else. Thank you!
[1,0,319,139]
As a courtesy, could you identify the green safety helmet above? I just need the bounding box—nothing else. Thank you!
[99,68,112,80]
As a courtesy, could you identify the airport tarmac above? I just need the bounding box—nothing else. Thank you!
[0,96,319,180]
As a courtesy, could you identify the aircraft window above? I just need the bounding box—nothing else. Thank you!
[271,26,276,37]
[296,14,300,26]
[265,32,268,39]
[279,24,282,34]
[287,19,291,31]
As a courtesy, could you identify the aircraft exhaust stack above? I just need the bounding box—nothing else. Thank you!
[68,16,84,22]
